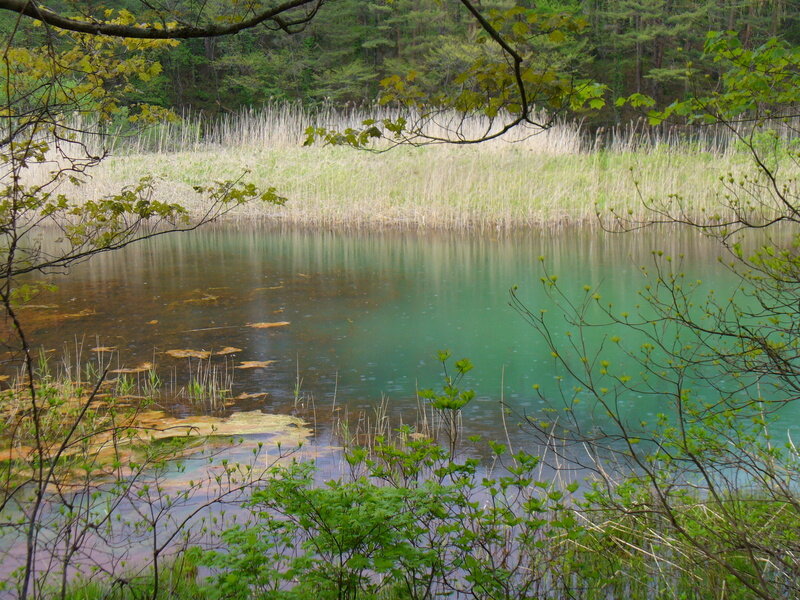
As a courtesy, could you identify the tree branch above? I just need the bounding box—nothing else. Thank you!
[0,0,322,39]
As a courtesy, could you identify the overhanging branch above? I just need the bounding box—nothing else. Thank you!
[0,0,322,39]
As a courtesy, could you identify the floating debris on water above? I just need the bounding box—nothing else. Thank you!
[214,346,242,356]
[247,321,290,329]
[181,294,218,305]
[110,362,153,374]
[2,409,310,465]
[234,391,269,400]
[16,304,58,310]
[167,289,224,310]
[236,360,275,369]
[61,308,96,319]
[166,349,212,359]
[136,409,309,440]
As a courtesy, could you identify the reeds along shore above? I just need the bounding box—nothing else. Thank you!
[29,105,795,230]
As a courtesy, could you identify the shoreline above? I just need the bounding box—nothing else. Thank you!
[67,143,756,231]
[27,107,780,231]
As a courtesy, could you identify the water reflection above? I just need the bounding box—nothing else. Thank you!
[19,224,734,447]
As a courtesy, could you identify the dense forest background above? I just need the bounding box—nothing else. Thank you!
[4,0,799,126]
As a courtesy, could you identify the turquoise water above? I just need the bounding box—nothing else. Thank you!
[21,224,741,445]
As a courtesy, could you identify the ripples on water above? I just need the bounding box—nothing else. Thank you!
[14,224,738,450]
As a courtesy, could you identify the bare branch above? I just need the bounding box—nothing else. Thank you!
[0,0,322,39]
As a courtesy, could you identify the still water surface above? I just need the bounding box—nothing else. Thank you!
[21,224,740,447]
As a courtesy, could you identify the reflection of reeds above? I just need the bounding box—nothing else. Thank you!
[23,105,795,229]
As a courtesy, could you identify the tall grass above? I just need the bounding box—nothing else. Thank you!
[25,105,796,229]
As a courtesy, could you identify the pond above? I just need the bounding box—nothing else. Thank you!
[14,223,751,451]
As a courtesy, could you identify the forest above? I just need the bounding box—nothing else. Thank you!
[3,0,798,120]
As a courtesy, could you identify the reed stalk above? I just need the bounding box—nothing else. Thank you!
[25,105,790,230]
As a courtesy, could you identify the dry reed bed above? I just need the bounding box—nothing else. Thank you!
[30,107,777,229]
